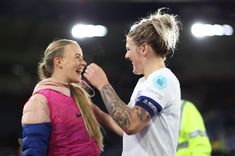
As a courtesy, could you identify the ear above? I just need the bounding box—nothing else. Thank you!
[139,43,148,56]
[54,57,63,68]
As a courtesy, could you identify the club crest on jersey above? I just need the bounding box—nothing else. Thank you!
[153,75,167,89]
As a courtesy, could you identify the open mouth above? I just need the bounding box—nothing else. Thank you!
[76,68,83,75]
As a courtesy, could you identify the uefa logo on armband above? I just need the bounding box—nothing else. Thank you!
[153,75,167,89]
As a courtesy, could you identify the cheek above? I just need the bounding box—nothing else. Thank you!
[66,61,76,68]
[134,57,143,69]
[63,63,75,74]
[133,54,141,63]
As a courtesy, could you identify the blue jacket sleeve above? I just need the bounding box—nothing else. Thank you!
[22,123,51,156]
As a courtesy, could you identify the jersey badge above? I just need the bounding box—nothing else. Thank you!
[153,75,167,89]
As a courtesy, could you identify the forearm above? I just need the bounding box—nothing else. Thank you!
[99,84,131,130]
[101,112,124,136]
[99,84,150,134]
[92,104,123,136]
[84,63,150,133]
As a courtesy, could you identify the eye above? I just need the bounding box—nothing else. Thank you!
[75,54,83,60]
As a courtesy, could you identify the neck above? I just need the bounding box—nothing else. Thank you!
[143,57,165,79]
[51,74,69,86]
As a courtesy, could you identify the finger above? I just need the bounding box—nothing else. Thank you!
[85,64,96,73]
[86,64,96,72]
[89,63,100,70]
[90,63,97,67]
[83,73,89,80]
[83,72,87,77]
[85,67,92,74]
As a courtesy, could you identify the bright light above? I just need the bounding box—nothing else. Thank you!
[71,24,108,39]
[191,23,233,38]
[191,23,205,38]
[223,24,233,36]
[213,24,223,36]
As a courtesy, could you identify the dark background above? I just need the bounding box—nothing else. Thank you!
[0,0,235,155]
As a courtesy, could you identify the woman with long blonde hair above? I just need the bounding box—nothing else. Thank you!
[21,39,115,155]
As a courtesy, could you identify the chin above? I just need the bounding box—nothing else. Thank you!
[75,78,82,83]
[133,72,142,75]
[132,70,137,75]
[133,71,140,75]
[133,69,142,75]
[132,68,138,74]
[72,77,81,83]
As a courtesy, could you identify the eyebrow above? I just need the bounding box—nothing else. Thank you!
[75,53,83,57]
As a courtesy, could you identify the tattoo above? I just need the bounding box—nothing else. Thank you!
[100,84,150,131]
[133,106,149,121]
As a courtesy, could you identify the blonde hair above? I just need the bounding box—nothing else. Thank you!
[38,39,103,150]
[70,84,103,150]
[127,8,181,58]
[38,39,77,80]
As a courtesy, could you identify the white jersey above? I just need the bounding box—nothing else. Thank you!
[122,68,181,156]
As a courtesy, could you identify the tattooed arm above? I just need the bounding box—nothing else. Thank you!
[84,63,151,134]
[92,104,124,136]
[99,84,150,134]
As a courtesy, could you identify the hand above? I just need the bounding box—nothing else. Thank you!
[84,63,109,90]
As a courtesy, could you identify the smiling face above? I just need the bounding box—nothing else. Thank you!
[125,37,144,75]
[56,43,87,83]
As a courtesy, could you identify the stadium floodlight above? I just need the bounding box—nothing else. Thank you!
[71,24,108,39]
[191,22,233,38]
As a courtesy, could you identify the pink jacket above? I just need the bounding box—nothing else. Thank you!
[22,78,100,156]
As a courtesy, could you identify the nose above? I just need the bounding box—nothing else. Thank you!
[81,59,87,67]
[125,51,129,60]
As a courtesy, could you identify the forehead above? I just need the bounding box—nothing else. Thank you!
[126,37,135,47]
[64,43,83,56]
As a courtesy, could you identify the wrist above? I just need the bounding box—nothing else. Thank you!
[98,82,110,91]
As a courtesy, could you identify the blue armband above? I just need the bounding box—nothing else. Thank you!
[22,123,51,156]
[135,96,162,117]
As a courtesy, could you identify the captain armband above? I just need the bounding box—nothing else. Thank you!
[135,96,162,118]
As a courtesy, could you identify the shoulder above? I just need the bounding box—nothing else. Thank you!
[145,69,171,90]
[149,68,180,93]
[22,94,50,124]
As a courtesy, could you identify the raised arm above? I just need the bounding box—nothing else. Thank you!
[84,63,151,135]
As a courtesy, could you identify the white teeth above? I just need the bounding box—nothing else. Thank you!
[76,69,83,74]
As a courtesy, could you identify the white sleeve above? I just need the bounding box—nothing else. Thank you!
[135,75,169,117]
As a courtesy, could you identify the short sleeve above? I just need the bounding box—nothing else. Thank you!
[135,75,169,117]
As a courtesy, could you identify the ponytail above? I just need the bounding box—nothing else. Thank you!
[38,62,51,80]
[70,84,104,150]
